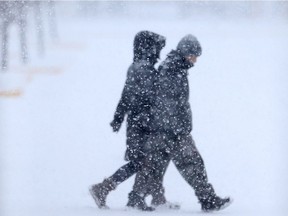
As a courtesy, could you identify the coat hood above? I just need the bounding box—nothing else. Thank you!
[133,31,166,63]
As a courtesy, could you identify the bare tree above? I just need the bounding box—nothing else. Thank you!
[33,1,45,57]
[0,1,59,71]
[47,0,58,41]
[0,1,28,71]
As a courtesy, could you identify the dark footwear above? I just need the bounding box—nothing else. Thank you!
[89,178,116,209]
[151,192,180,210]
[200,196,232,212]
[127,191,155,211]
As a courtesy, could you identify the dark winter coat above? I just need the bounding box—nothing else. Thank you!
[111,31,165,161]
[151,34,202,137]
[151,50,194,137]
[115,61,158,132]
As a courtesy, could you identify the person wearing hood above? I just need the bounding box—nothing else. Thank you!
[127,34,231,212]
[89,31,177,211]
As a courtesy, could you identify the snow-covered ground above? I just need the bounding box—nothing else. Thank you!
[1,2,288,216]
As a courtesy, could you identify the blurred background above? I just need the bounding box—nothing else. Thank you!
[1,1,288,216]
[1,1,288,74]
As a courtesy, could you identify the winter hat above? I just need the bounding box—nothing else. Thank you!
[177,34,202,57]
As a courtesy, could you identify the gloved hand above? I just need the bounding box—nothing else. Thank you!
[110,120,122,132]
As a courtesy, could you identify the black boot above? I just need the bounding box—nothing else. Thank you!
[200,196,231,212]
[89,178,117,209]
[127,191,155,211]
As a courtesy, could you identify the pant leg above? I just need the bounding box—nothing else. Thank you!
[143,150,170,201]
[171,134,216,200]
[110,160,143,185]
[125,126,148,161]
[131,151,170,197]
[109,125,147,185]
[131,134,170,197]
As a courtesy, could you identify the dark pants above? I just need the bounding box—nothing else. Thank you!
[131,133,216,201]
[125,125,149,161]
[110,123,148,185]
[110,160,143,184]
[109,126,147,185]
[108,127,167,200]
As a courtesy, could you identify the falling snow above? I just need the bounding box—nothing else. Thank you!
[1,1,288,216]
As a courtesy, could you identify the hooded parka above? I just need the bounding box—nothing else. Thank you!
[111,31,165,161]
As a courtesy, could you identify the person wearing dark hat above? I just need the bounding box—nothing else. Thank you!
[127,34,232,212]
[89,31,179,211]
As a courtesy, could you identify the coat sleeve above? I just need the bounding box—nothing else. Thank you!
[112,64,155,126]
[112,66,136,125]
